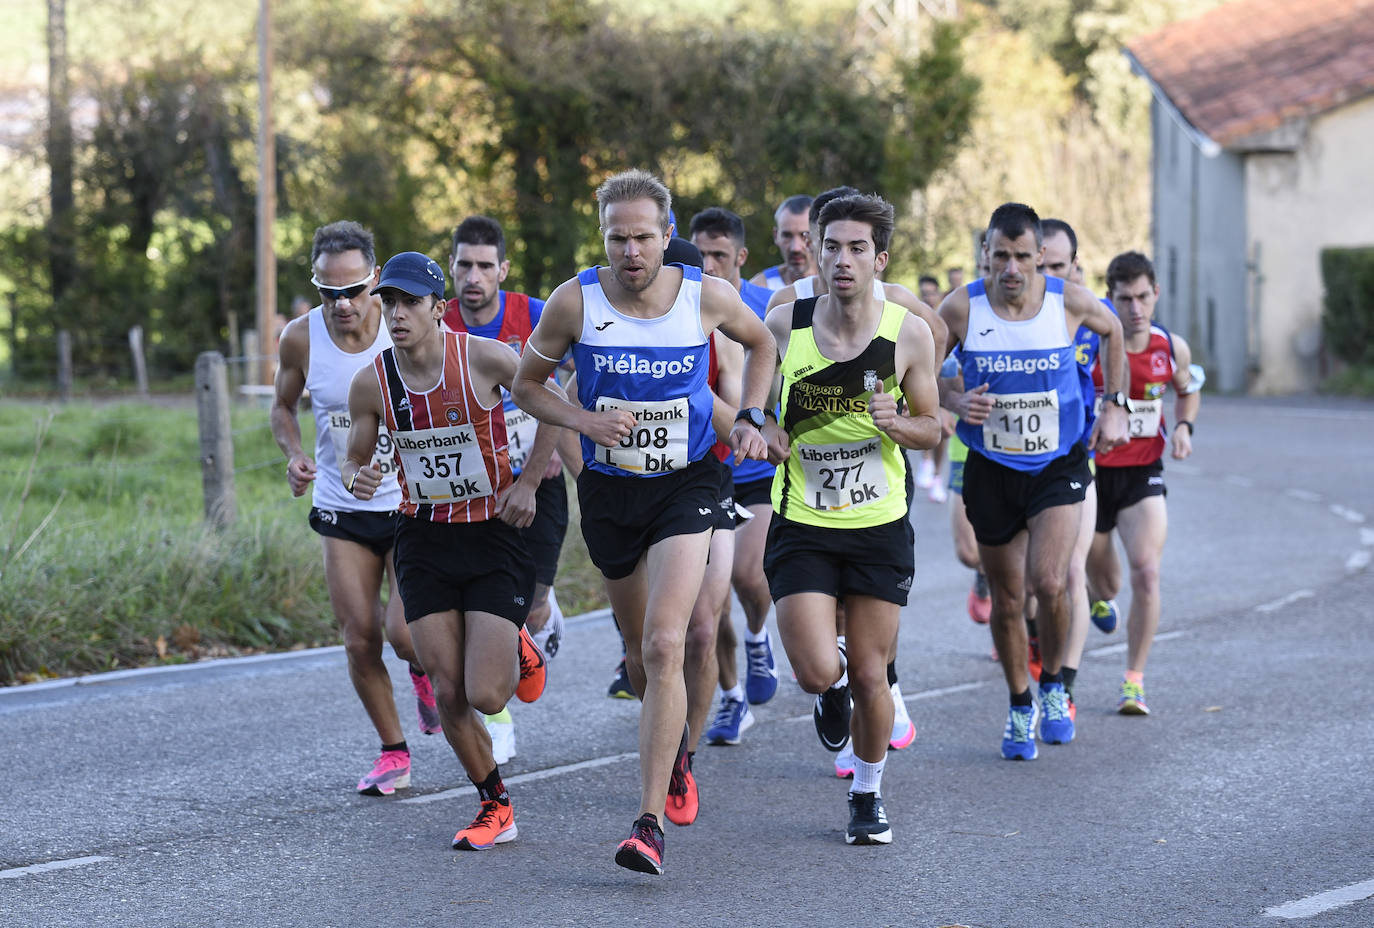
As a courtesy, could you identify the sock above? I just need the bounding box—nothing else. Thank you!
[1124,669,1144,685]
[381,741,408,754]
[1038,669,1063,687]
[722,684,744,703]
[886,661,898,687]
[1061,666,1078,696]
[474,766,509,804]
[1026,618,1039,640]
[1010,689,1033,708]
[485,706,512,724]
[851,754,887,796]
[744,626,768,644]
[547,588,562,623]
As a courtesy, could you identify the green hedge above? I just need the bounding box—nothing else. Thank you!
[1321,247,1374,365]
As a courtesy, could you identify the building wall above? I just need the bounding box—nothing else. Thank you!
[1244,93,1374,394]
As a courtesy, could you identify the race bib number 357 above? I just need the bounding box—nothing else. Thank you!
[982,391,1059,455]
[595,396,689,474]
[394,425,494,503]
[798,438,888,511]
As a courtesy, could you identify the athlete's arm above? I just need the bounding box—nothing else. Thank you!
[555,372,585,479]
[513,277,636,448]
[883,282,948,377]
[710,330,744,442]
[341,364,385,501]
[269,317,316,497]
[934,289,992,423]
[702,274,774,463]
[934,286,969,360]
[1169,333,1199,460]
[1068,283,1128,452]
[760,303,794,464]
[871,313,941,450]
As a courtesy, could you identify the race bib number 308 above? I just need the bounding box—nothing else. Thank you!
[394,425,494,503]
[596,396,689,474]
[328,410,397,477]
[982,391,1059,455]
[798,438,888,511]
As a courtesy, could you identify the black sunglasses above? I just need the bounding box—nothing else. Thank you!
[310,272,373,302]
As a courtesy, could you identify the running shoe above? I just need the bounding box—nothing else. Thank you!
[744,632,779,704]
[615,813,665,875]
[1118,678,1150,715]
[515,625,547,703]
[410,668,442,735]
[1091,599,1120,634]
[1027,636,1043,684]
[705,695,754,746]
[607,657,636,699]
[1039,682,1075,744]
[813,683,852,752]
[1000,703,1039,761]
[845,792,892,845]
[914,456,935,489]
[967,571,991,624]
[451,799,517,850]
[356,749,411,796]
[532,590,564,661]
[1067,691,1078,722]
[664,729,698,826]
[834,742,856,779]
[928,480,948,504]
[889,682,916,750]
[484,709,516,765]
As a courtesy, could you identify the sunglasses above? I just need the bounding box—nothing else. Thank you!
[311,271,374,302]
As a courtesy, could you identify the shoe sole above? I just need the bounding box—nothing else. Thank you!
[615,844,663,875]
[357,772,411,796]
[1118,701,1150,715]
[845,828,893,845]
[889,721,916,751]
[452,823,517,850]
[834,766,855,779]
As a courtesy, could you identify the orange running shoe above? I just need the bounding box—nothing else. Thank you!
[615,813,665,875]
[967,571,991,624]
[451,799,517,850]
[1027,636,1042,684]
[665,729,698,826]
[516,625,547,703]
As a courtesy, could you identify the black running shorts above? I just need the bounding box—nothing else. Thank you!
[393,516,535,625]
[521,473,570,587]
[713,457,737,532]
[733,475,773,510]
[962,442,1091,547]
[576,456,721,580]
[763,515,915,606]
[1094,459,1166,534]
[309,507,397,558]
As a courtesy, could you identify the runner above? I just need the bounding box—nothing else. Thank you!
[512,169,774,875]
[1088,250,1201,715]
[270,220,440,798]
[342,250,557,850]
[688,207,781,746]
[749,194,816,291]
[937,202,1128,761]
[761,193,941,844]
[441,215,570,764]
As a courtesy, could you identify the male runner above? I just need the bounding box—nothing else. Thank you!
[749,194,816,291]
[918,275,942,306]
[343,251,556,850]
[442,215,570,763]
[1088,250,1200,715]
[270,221,440,798]
[762,193,940,844]
[937,203,1128,761]
[689,207,782,745]
[512,170,774,876]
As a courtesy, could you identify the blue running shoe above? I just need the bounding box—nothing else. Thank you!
[1001,703,1039,761]
[1039,682,1075,744]
[1090,599,1119,634]
[744,632,779,704]
[705,695,755,746]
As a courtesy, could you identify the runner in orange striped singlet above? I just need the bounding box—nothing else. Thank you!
[341,251,566,853]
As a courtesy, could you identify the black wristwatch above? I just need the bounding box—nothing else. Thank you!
[735,407,766,430]
[1105,391,1135,413]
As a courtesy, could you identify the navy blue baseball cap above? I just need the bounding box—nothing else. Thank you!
[372,251,446,300]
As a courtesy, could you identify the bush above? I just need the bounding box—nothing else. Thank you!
[1321,246,1374,365]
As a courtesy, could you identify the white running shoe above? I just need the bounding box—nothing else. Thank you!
[484,710,517,765]
[834,741,856,779]
[915,456,935,489]
[889,682,916,749]
[928,481,948,504]
[532,589,564,661]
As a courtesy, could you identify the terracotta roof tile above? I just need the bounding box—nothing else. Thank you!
[1128,0,1374,146]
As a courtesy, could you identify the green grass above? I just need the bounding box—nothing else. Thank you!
[1321,363,1374,397]
[0,398,608,685]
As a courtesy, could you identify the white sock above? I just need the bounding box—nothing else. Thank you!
[744,626,768,644]
[851,753,886,796]
[722,684,744,703]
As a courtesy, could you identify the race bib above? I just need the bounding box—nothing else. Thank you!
[797,438,889,512]
[983,391,1059,455]
[503,403,539,473]
[393,425,494,503]
[595,396,689,474]
[1127,398,1162,439]
[328,409,398,477]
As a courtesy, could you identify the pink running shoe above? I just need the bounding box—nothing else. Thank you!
[356,749,411,796]
[411,668,442,735]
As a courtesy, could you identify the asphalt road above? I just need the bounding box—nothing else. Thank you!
[3,395,1372,927]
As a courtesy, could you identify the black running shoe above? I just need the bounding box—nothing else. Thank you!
[813,683,852,752]
[615,813,665,875]
[607,658,635,699]
[845,791,892,845]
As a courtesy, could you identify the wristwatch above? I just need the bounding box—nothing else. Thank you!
[735,407,766,430]
[1105,391,1135,413]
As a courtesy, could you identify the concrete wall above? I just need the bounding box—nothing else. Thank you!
[1244,93,1374,394]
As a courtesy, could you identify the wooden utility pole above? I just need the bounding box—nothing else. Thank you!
[195,352,237,527]
[255,0,276,388]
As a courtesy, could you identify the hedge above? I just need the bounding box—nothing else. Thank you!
[1321,246,1374,365]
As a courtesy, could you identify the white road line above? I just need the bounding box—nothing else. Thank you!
[1348,550,1372,573]
[1264,876,1374,919]
[1285,488,1322,503]
[1361,528,1374,547]
[1330,504,1366,523]
[1255,590,1315,614]
[0,855,110,880]
[1086,630,1187,658]
[398,752,638,805]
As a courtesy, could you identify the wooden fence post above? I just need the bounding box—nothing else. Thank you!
[129,325,149,398]
[195,351,237,527]
[57,329,72,401]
